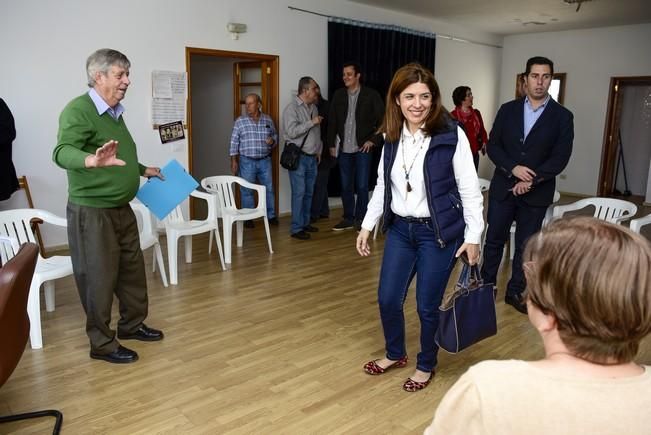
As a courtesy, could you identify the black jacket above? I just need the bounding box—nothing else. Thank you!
[488,97,574,207]
[327,86,384,151]
[0,98,18,201]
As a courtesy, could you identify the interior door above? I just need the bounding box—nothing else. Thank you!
[232,61,277,211]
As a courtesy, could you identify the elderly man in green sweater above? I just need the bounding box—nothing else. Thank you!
[53,48,164,364]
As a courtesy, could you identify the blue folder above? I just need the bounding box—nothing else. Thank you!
[136,159,199,220]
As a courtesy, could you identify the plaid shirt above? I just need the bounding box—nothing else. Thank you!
[229,113,278,158]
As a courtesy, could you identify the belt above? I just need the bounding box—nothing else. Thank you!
[397,215,432,224]
[301,151,317,157]
[243,155,269,160]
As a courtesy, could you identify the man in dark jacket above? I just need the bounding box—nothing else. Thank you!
[327,62,384,231]
[0,98,19,201]
[310,83,332,222]
[481,56,574,314]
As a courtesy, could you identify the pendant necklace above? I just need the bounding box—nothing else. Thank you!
[401,130,424,194]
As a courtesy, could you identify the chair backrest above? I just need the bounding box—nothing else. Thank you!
[478,178,490,193]
[561,197,637,223]
[201,176,240,213]
[0,209,44,248]
[0,242,38,387]
[0,236,19,266]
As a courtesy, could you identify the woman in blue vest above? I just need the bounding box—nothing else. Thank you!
[357,63,484,392]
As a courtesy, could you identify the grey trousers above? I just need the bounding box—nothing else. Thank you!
[67,202,148,354]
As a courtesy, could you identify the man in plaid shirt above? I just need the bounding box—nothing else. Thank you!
[229,93,279,226]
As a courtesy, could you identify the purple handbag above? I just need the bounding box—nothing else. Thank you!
[435,259,497,353]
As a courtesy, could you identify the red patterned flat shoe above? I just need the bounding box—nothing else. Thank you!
[363,356,408,375]
[402,371,435,392]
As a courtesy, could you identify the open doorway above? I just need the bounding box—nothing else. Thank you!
[598,76,651,204]
[185,47,279,218]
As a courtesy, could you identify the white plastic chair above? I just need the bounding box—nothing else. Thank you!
[0,235,20,265]
[201,176,273,265]
[0,208,73,349]
[131,202,168,287]
[507,190,561,260]
[163,190,225,285]
[629,213,651,234]
[552,197,637,225]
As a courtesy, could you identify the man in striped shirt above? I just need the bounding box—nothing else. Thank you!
[229,93,279,226]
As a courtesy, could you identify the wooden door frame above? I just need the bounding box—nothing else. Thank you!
[598,76,651,196]
[185,47,280,217]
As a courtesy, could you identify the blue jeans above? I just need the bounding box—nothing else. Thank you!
[288,154,317,234]
[338,151,371,222]
[378,217,461,372]
[238,156,276,219]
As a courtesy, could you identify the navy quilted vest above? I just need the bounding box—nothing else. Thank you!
[381,123,465,247]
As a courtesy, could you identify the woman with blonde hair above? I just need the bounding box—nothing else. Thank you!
[426,216,651,434]
[357,63,483,392]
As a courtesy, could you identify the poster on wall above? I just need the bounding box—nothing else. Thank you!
[151,70,187,127]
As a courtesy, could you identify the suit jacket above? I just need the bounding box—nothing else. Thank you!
[327,86,384,151]
[487,97,573,207]
[0,98,18,201]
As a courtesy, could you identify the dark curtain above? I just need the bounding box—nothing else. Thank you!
[327,19,436,196]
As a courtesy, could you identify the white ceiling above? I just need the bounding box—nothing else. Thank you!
[349,0,651,36]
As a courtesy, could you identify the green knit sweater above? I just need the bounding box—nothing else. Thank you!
[53,93,145,207]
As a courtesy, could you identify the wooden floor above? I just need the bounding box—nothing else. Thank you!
[1,213,650,434]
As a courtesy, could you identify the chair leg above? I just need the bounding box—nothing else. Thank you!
[236,221,244,247]
[167,233,179,285]
[184,235,193,263]
[212,229,226,271]
[151,248,157,273]
[208,230,214,254]
[0,409,63,434]
[263,217,274,254]
[44,281,55,312]
[27,281,43,349]
[223,219,233,264]
[154,243,168,287]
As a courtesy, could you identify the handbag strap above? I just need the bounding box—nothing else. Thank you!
[457,256,482,290]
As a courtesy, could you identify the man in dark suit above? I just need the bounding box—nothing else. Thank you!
[481,56,574,314]
[310,83,332,222]
[327,62,384,231]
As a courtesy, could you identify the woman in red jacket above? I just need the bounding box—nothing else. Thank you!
[451,86,488,171]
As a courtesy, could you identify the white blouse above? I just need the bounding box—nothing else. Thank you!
[361,125,484,244]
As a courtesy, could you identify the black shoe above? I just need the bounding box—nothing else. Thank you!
[90,345,139,364]
[291,230,311,240]
[268,217,279,226]
[505,292,528,314]
[118,324,164,342]
[332,220,354,231]
[303,225,319,233]
[244,221,255,229]
[354,220,362,232]
[310,216,318,223]
[319,214,329,219]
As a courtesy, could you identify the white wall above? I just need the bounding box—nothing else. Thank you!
[1,0,502,247]
[500,23,651,196]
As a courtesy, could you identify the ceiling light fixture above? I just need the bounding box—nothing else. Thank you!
[563,0,594,12]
